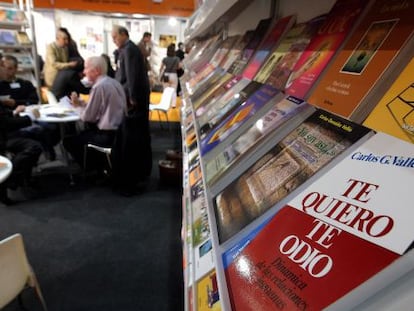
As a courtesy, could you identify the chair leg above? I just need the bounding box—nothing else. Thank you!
[32,278,48,311]
[157,111,164,130]
[106,153,112,170]
[165,112,171,132]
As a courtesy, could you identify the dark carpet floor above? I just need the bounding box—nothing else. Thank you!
[0,122,184,311]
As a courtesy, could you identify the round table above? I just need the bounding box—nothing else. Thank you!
[23,99,81,185]
[0,155,12,183]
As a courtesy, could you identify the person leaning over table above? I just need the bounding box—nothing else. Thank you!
[0,54,60,160]
[43,28,80,88]
[63,55,126,173]
[50,57,90,100]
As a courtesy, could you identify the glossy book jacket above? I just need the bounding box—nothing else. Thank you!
[224,206,399,311]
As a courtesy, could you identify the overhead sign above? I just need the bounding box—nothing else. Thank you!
[33,0,194,17]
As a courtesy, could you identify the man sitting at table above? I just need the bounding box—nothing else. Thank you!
[0,54,60,160]
[63,55,126,173]
[0,99,43,205]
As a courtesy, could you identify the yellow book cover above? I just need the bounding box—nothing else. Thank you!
[363,57,414,143]
[196,269,222,311]
[308,0,414,122]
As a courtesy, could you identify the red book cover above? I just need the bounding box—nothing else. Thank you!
[285,0,369,99]
[224,206,399,311]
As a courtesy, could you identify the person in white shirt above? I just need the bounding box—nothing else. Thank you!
[63,55,126,171]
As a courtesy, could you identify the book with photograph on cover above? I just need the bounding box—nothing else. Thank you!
[194,75,242,117]
[241,15,296,80]
[190,194,215,281]
[227,18,273,76]
[191,71,233,110]
[188,34,223,76]
[191,195,210,248]
[189,67,228,103]
[204,96,313,186]
[363,56,414,143]
[219,33,251,72]
[209,35,240,68]
[199,84,283,156]
[213,109,371,243]
[197,80,262,139]
[223,206,399,311]
[285,0,370,100]
[182,36,217,76]
[308,0,414,123]
[255,14,326,87]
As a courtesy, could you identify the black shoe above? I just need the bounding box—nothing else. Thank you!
[0,195,15,206]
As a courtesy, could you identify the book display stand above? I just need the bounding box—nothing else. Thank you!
[0,4,40,91]
[180,0,414,310]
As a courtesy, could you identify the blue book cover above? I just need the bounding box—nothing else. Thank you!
[200,84,281,156]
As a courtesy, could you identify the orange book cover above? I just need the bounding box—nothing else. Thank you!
[308,0,414,121]
[363,56,414,143]
[189,164,202,187]
[284,0,369,99]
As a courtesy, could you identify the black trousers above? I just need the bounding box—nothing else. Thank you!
[4,136,43,189]
[63,128,116,170]
[16,122,60,153]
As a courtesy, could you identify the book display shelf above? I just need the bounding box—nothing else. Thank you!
[180,0,414,310]
[0,3,39,88]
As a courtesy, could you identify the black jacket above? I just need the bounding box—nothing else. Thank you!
[0,105,32,153]
[0,78,39,107]
[115,40,150,115]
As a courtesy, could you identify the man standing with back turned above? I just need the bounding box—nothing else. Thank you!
[112,25,150,116]
[111,25,152,195]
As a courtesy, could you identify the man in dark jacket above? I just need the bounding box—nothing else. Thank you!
[0,105,42,205]
[0,55,39,108]
[111,25,150,116]
[111,25,152,195]
[0,54,59,160]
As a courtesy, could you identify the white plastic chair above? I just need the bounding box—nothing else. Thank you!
[0,233,48,310]
[83,144,112,174]
[149,86,176,131]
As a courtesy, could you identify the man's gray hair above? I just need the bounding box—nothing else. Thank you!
[87,56,108,75]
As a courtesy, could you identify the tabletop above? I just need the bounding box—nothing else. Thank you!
[0,155,12,183]
[24,96,81,123]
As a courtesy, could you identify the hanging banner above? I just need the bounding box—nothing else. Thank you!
[33,0,194,17]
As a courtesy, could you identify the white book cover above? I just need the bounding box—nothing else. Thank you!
[289,132,414,255]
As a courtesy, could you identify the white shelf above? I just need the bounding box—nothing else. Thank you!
[184,0,252,41]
